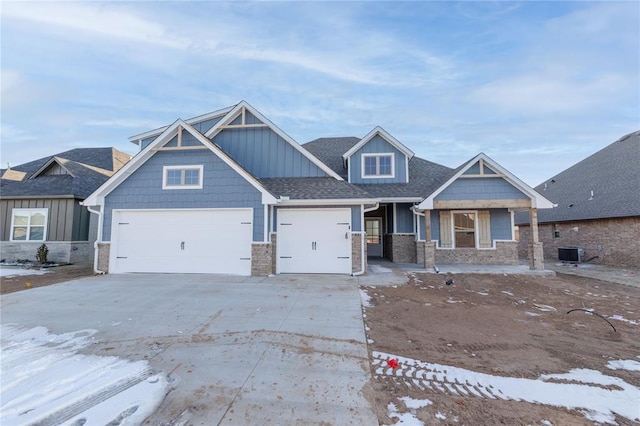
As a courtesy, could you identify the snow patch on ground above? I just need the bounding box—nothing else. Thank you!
[435,411,447,419]
[386,401,424,426]
[373,351,640,425]
[1,324,169,425]
[399,396,432,409]
[0,267,50,277]
[607,359,640,371]
[609,314,639,325]
[359,289,373,307]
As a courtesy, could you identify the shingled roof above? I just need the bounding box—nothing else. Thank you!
[1,148,131,199]
[516,131,640,224]
[259,177,373,200]
[303,137,454,199]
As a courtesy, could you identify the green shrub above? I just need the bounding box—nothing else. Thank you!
[36,244,48,264]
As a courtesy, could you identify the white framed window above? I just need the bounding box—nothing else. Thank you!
[438,210,492,249]
[362,153,394,178]
[10,208,48,241]
[162,165,203,189]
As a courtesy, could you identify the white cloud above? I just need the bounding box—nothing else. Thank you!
[1,2,186,49]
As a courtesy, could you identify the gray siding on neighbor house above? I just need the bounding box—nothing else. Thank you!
[0,198,90,242]
[103,150,264,242]
[272,206,362,233]
[394,203,414,233]
[435,178,528,201]
[349,136,407,184]
[213,128,328,178]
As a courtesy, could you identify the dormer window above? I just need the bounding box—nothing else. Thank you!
[362,153,394,178]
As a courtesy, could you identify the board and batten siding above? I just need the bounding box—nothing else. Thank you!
[435,178,528,201]
[394,203,414,233]
[213,127,328,178]
[102,150,265,242]
[0,199,91,241]
[349,135,407,184]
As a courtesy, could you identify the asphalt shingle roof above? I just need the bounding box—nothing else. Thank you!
[259,177,374,200]
[304,137,454,199]
[1,148,130,199]
[515,131,640,224]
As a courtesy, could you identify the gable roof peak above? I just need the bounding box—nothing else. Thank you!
[342,126,415,164]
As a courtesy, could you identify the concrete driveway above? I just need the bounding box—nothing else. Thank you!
[1,273,377,425]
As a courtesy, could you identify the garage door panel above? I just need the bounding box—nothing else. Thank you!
[111,209,252,275]
[277,209,351,274]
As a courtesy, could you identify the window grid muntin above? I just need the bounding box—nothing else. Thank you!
[362,153,394,178]
[10,208,48,241]
[163,165,203,189]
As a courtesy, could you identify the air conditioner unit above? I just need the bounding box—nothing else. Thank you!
[558,247,584,263]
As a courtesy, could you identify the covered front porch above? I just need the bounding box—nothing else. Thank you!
[363,202,419,264]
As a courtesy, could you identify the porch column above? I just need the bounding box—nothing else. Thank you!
[528,208,544,270]
[423,210,436,269]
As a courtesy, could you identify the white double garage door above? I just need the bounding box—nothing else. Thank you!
[109,208,352,275]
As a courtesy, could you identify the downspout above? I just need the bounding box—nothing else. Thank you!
[86,205,105,274]
[353,202,380,276]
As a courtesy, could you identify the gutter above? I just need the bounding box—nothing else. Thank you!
[352,202,380,276]
[86,205,105,274]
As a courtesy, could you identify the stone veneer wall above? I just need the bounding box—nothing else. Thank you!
[352,232,365,273]
[518,217,640,268]
[0,241,93,265]
[97,242,110,272]
[435,241,518,265]
[387,234,417,263]
[270,233,277,274]
[251,243,273,276]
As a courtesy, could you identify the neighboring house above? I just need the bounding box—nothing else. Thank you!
[516,131,640,268]
[1,148,131,264]
[83,101,553,276]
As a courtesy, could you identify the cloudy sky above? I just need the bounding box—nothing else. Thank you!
[1,1,638,186]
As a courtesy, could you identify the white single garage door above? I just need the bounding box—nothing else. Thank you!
[277,208,351,274]
[110,209,252,275]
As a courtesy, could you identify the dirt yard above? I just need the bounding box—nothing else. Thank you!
[361,272,640,425]
[0,264,94,295]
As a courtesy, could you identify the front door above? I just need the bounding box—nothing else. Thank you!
[365,217,383,257]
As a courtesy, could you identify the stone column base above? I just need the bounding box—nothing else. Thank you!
[423,241,436,268]
[251,243,273,276]
[529,242,544,270]
[97,242,110,273]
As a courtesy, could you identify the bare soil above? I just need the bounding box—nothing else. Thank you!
[0,264,94,295]
[362,272,640,425]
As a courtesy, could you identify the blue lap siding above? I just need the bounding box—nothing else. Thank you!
[103,150,264,242]
[435,178,528,201]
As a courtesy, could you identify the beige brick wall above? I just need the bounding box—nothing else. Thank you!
[97,242,110,272]
[518,217,640,268]
[435,241,518,265]
[251,243,273,276]
[387,234,417,263]
[0,241,93,265]
[270,233,277,274]
[352,232,365,273]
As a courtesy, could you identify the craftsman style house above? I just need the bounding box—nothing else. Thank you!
[83,101,553,275]
[1,148,131,264]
